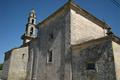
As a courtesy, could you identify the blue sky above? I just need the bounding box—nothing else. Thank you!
[0,0,120,63]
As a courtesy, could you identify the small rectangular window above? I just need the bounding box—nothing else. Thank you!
[22,53,25,59]
[86,62,95,70]
[49,32,54,40]
[47,50,53,63]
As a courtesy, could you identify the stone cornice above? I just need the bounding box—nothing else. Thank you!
[71,35,120,50]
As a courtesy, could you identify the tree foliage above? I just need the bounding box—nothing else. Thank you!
[0,63,3,70]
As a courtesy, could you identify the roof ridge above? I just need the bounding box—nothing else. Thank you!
[37,1,111,29]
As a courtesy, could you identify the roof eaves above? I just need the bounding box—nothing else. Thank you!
[36,1,111,29]
[36,2,70,28]
[111,35,120,44]
[69,2,111,29]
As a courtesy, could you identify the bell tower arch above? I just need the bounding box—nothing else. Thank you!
[21,9,37,45]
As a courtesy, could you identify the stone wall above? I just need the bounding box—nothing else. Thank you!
[2,46,28,80]
[112,41,120,80]
[2,2,120,80]
[70,9,107,45]
[2,50,12,80]
[71,39,116,80]
[28,6,71,80]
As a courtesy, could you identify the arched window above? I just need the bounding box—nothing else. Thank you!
[32,19,34,24]
[30,27,33,36]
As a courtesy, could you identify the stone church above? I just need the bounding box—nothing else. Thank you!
[1,1,120,80]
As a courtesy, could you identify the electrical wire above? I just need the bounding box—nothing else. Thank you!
[109,0,120,8]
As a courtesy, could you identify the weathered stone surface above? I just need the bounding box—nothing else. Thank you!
[27,7,71,80]
[2,50,12,80]
[2,2,120,80]
[2,47,28,80]
[70,9,107,45]
[71,39,116,80]
[112,41,120,80]
[27,6,119,80]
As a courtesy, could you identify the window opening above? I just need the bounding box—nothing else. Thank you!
[49,32,54,40]
[22,54,25,59]
[86,62,95,70]
[47,50,53,63]
[30,27,33,36]
[32,19,34,24]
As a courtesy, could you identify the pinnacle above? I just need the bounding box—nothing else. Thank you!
[31,9,35,13]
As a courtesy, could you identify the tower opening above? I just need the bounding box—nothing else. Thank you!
[32,19,34,24]
[30,27,33,36]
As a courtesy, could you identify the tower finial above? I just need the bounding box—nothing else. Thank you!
[29,9,36,18]
[31,9,35,13]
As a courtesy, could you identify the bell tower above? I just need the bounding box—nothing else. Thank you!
[21,9,37,44]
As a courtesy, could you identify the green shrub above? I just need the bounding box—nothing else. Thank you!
[0,63,3,70]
